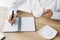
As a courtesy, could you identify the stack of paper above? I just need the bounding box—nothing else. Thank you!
[3,17,35,32]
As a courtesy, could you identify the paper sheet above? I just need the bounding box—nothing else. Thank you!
[21,17,35,31]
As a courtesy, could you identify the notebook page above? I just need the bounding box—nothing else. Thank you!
[21,17,35,31]
[3,18,19,32]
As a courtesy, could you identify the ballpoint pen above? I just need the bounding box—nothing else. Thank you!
[11,10,14,25]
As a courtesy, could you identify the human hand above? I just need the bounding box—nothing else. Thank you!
[8,15,16,25]
[42,9,53,18]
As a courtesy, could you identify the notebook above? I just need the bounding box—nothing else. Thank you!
[3,17,35,32]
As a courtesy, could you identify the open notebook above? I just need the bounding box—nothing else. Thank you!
[3,17,35,32]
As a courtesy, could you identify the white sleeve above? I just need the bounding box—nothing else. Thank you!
[8,0,26,15]
[39,0,56,12]
[51,11,60,20]
[8,0,18,15]
[31,0,44,17]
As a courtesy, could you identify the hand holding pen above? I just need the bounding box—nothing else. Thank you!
[8,10,16,25]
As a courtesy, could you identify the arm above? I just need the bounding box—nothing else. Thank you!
[8,0,18,16]
[39,0,60,20]
[8,0,26,24]
[31,0,56,18]
[8,0,19,24]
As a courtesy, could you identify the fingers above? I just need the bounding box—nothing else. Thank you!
[42,9,53,18]
[42,9,49,15]
[45,9,52,13]
[8,15,16,25]
[8,17,15,24]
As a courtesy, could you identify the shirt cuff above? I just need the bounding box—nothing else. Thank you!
[8,9,17,16]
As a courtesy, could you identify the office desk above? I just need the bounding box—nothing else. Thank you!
[0,10,60,40]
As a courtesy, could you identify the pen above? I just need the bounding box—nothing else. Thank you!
[11,10,14,19]
[11,10,14,25]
